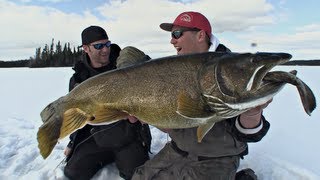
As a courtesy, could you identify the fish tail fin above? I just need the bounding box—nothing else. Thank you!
[265,70,316,115]
[38,97,65,159]
[286,71,316,115]
[37,116,61,159]
[295,78,317,116]
[37,105,89,159]
[40,97,64,123]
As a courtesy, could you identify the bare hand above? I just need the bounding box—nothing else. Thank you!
[243,99,273,116]
[64,147,72,156]
[127,116,139,123]
[239,99,273,129]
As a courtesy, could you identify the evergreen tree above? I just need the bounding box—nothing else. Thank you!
[49,38,55,66]
[55,40,63,66]
[41,44,49,66]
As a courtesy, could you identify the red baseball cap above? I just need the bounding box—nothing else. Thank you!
[160,11,212,38]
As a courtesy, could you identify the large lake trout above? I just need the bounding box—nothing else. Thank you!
[37,52,316,158]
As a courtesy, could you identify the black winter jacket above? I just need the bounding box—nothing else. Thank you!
[66,44,151,159]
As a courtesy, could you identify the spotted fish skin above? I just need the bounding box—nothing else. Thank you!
[37,52,316,159]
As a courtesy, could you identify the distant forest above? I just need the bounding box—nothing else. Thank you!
[1,39,320,68]
[0,39,83,68]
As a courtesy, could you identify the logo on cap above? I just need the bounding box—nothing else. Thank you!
[180,13,192,23]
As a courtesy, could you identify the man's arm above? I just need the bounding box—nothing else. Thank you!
[233,99,272,142]
[239,99,272,129]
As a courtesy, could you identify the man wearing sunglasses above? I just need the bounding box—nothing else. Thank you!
[132,12,271,180]
[63,25,151,180]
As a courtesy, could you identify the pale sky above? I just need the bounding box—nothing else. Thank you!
[0,0,319,60]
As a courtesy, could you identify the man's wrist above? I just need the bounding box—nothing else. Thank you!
[241,110,262,117]
[235,116,263,134]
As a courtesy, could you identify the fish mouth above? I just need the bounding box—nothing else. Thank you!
[247,52,292,91]
[240,70,298,109]
[238,53,293,106]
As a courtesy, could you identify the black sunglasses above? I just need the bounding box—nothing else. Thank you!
[171,28,200,39]
[90,41,112,50]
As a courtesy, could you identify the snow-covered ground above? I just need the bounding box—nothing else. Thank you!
[0,66,319,180]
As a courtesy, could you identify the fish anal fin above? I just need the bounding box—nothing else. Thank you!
[177,91,210,118]
[197,122,215,142]
[61,108,90,138]
[91,104,129,124]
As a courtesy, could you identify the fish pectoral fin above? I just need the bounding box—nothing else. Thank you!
[177,91,211,118]
[197,122,215,142]
[92,104,129,124]
[204,95,242,118]
[60,108,91,138]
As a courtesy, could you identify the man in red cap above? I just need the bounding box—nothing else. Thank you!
[132,11,272,180]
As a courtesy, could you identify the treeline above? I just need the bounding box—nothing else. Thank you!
[1,40,320,68]
[0,39,84,68]
[0,59,30,67]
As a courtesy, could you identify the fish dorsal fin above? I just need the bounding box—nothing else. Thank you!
[177,91,212,118]
[61,108,91,138]
[91,103,129,125]
[197,122,215,142]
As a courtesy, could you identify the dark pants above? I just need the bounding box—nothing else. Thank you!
[132,142,239,180]
[64,137,149,180]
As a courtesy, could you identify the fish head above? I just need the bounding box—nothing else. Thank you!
[218,52,292,95]
[200,52,292,97]
[198,52,292,117]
